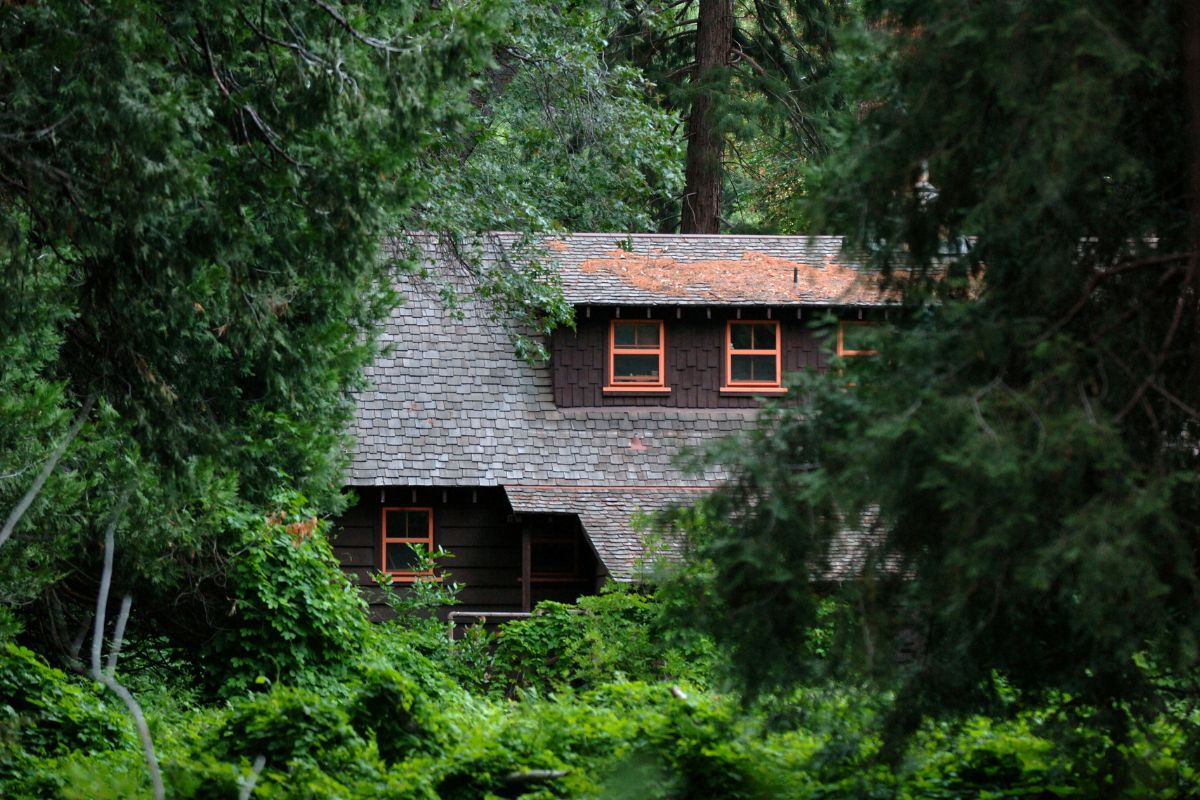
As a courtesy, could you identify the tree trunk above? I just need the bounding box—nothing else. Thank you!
[680,0,732,234]
[1183,0,1200,406]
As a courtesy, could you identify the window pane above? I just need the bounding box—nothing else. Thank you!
[613,322,637,346]
[386,543,423,572]
[384,509,407,538]
[731,354,777,382]
[615,322,660,348]
[613,354,660,382]
[634,324,660,347]
[730,323,753,350]
[752,323,776,349]
[407,510,429,539]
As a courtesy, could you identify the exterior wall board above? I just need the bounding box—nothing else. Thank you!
[332,487,598,618]
[552,307,832,408]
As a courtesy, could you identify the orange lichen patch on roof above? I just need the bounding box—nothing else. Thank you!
[579,249,895,304]
[543,238,569,252]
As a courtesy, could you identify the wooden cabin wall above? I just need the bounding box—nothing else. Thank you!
[333,486,522,618]
[551,306,831,408]
[331,487,599,619]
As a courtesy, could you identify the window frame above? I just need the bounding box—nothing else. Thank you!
[837,321,878,358]
[603,319,670,394]
[380,506,434,582]
[721,319,786,394]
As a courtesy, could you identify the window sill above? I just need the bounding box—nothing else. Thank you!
[719,385,788,396]
[602,386,672,395]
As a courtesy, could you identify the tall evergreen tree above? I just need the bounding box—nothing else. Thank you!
[0,0,495,646]
[618,0,847,232]
[665,0,1200,748]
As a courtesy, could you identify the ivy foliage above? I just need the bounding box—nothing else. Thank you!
[200,492,369,698]
[0,643,130,785]
[3,589,1198,799]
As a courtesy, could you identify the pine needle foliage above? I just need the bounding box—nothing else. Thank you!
[0,0,496,642]
[662,0,1200,749]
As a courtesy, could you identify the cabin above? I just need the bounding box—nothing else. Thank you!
[331,233,891,620]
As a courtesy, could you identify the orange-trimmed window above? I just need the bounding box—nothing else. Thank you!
[837,321,877,357]
[605,320,668,392]
[723,320,782,391]
[380,507,433,581]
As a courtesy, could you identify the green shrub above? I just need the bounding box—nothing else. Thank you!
[201,493,369,697]
[211,685,363,772]
[0,642,131,795]
[370,547,495,693]
[489,587,715,696]
[348,667,446,764]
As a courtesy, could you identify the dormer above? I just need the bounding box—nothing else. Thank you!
[545,234,895,409]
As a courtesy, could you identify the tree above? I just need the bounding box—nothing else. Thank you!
[413,0,685,235]
[680,0,734,234]
[664,0,1200,752]
[617,0,847,233]
[0,0,495,651]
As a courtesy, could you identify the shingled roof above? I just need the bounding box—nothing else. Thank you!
[348,233,884,578]
[545,232,895,306]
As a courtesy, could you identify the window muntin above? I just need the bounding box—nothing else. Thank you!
[724,320,781,388]
[607,320,665,388]
[837,321,877,357]
[381,507,433,580]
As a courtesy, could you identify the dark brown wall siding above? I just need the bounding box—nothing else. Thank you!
[331,487,597,617]
[333,487,520,616]
[552,307,832,408]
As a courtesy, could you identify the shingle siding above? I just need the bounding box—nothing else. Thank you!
[552,307,829,408]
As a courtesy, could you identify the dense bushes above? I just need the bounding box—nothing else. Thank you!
[0,644,131,796]
[199,494,369,697]
[3,577,1199,799]
[488,588,716,695]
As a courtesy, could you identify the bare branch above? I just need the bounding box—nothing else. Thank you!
[199,27,232,99]
[0,393,95,549]
[238,755,267,800]
[90,494,164,800]
[312,0,413,54]
[237,8,327,68]
[1033,251,1192,346]
[0,112,74,143]
[971,378,1001,443]
[240,104,302,167]
[1117,254,1199,421]
[106,594,132,675]
[92,672,165,800]
[90,495,128,678]
[503,769,570,787]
